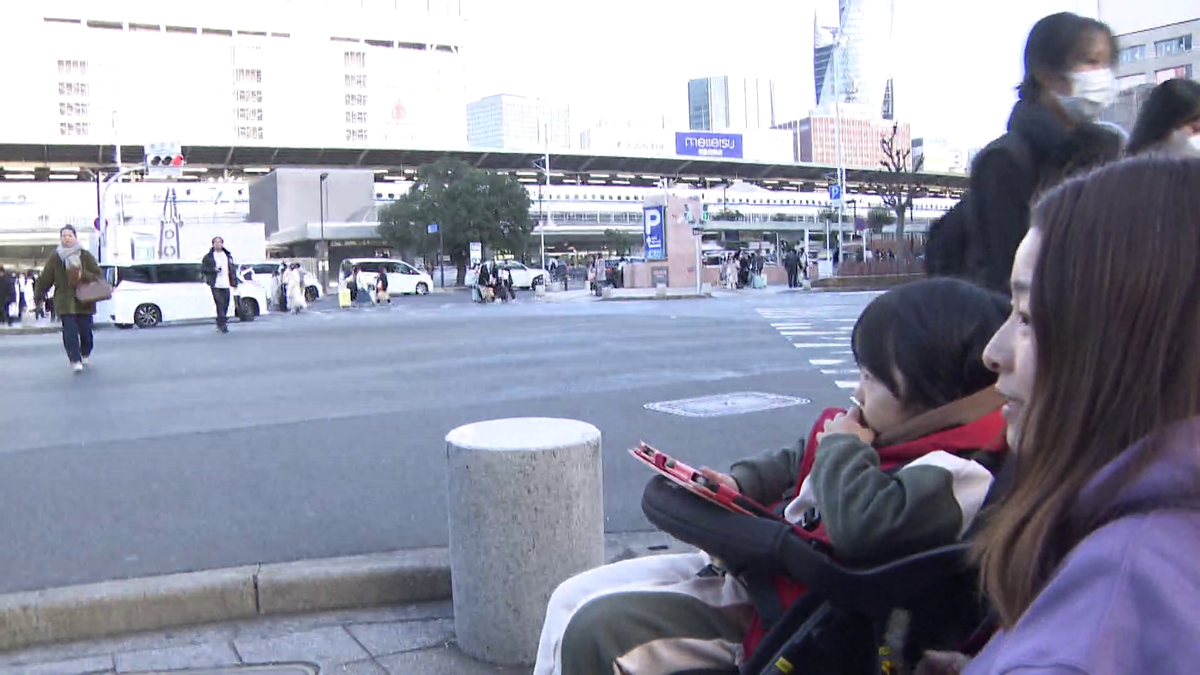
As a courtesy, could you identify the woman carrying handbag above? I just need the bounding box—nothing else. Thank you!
[34,225,108,373]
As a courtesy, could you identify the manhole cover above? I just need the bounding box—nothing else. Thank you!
[131,666,316,675]
[644,392,810,418]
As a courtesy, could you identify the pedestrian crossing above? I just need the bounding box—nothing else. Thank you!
[756,307,861,390]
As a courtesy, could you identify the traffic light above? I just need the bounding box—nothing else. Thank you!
[145,142,184,177]
[702,203,709,221]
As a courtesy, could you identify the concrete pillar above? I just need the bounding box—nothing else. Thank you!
[445,418,605,666]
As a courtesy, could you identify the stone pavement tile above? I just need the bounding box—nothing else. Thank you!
[0,624,235,669]
[377,644,532,675]
[235,625,369,668]
[321,659,388,675]
[345,618,454,657]
[231,602,452,642]
[0,654,114,675]
[114,641,240,672]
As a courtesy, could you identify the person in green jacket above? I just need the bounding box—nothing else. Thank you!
[34,225,103,373]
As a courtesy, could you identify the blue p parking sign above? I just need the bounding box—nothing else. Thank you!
[828,184,842,202]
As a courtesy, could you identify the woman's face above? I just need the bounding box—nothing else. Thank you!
[853,367,910,435]
[60,229,76,247]
[1041,30,1114,97]
[983,229,1042,450]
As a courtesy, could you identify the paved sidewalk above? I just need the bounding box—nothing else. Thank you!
[0,533,696,674]
[0,601,520,675]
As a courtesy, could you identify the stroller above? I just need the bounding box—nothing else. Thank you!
[640,458,1013,674]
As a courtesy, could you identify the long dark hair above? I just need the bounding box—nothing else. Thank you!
[975,156,1200,627]
[1017,12,1117,101]
[1127,78,1200,155]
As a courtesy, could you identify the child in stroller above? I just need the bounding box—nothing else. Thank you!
[533,277,1011,675]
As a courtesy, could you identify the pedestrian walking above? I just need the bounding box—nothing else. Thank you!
[374,270,390,304]
[285,263,308,313]
[201,236,239,334]
[0,267,14,326]
[33,225,103,372]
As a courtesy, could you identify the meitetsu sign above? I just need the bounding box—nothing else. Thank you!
[675,132,743,159]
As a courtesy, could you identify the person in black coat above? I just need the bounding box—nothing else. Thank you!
[0,267,14,326]
[960,12,1124,294]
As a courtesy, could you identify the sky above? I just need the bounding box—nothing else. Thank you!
[461,0,1104,149]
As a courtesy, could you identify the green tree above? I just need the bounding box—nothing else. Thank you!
[603,228,637,256]
[377,159,532,284]
[867,206,896,233]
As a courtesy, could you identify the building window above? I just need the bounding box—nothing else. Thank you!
[237,126,264,140]
[344,74,367,88]
[236,107,263,121]
[57,82,89,97]
[57,59,87,76]
[236,89,263,103]
[344,51,366,68]
[235,68,262,84]
[1118,44,1147,64]
[59,121,90,136]
[1156,64,1194,82]
[346,128,368,142]
[345,111,368,124]
[58,102,89,116]
[1118,73,1147,90]
[1154,35,1192,58]
[345,94,368,106]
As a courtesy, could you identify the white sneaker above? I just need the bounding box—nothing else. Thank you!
[81,356,90,367]
[71,362,83,373]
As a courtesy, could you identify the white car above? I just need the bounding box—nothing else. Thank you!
[239,262,322,305]
[98,261,271,329]
[465,261,549,289]
[339,258,432,296]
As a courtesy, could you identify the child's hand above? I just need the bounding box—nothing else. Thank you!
[818,406,876,445]
[698,467,740,493]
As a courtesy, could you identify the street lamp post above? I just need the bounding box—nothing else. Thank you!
[832,29,847,270]
[319,172,329,292]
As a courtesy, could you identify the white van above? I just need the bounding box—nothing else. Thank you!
[339,258,432,297]
[97,261,271,329]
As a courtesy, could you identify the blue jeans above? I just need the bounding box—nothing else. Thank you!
[61,314,94,364]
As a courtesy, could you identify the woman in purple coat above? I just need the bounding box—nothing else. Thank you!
[920,156,1200,674]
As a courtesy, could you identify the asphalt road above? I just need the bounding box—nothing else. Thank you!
[0,289,876,593]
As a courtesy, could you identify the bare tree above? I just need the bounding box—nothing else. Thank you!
[875,123,925,241]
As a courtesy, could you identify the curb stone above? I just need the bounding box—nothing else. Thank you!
[0,534,691,654]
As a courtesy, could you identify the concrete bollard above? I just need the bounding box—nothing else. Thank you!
[536,284,547,297]
[445,418,605,666]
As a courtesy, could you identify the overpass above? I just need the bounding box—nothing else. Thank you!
[0,142,969,198]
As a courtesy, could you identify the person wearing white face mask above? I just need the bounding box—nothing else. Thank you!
[924,12,1123,296]
[1126,78,1200,157]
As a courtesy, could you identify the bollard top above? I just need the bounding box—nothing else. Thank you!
[446,417,600,453]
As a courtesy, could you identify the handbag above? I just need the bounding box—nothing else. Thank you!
[75,279,113,303]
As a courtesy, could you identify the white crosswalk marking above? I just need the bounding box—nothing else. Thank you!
[759,307,863,391]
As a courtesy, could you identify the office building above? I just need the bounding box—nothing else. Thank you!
[816,0,896,120]
[1100,4,1199,132]
[913,137,967,174]
[466,94,572,151]
[793,115,911,170]
[687,76,777,131]
[0,0,469,150]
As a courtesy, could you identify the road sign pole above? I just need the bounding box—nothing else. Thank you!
[439,229,445,288]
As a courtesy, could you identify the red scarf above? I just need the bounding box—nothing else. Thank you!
[741,406,1007,658]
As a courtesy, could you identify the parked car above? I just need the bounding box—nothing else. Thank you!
[465,260,549,289]
[97,261,271,329]
[338,258,432,296]
[238,262,321,304]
